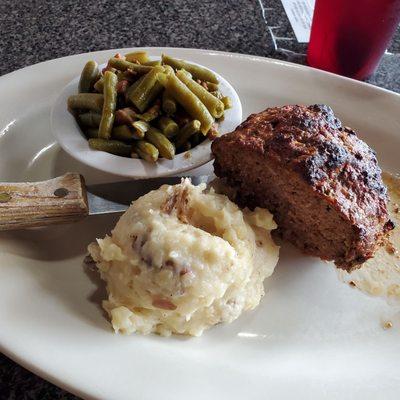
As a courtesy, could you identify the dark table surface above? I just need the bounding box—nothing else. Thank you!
[0,1,399,399]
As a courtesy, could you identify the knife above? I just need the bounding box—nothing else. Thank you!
[0,173,210,231]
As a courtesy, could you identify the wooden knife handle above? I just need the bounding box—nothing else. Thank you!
[0,173,89,231]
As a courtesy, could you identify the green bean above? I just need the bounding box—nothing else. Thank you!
[125,75,145,101]
[134,140,159,162]
[162,74,214,134]
[93,77,104,93]
[108,58,153,75]
[176,70,225,118]
[125,51,149,64]
[146,80,164,108]
[127,66,164,112]
[68,93,104,112]
[132,121,149,138]
[157,72,168,87]
[163,65,175,76]
[175,120,201,148]
[112,125,135,141]
[161,54,218,83]
[221,96,232,110]
[144,60,162,66]
[88,138,131,156]
[158,116,179,138]
[85,128,99,138]
[145,127,175,160]
[79,61,99,93]
[161,91,177,115]
[98,71,118,139]
[78,112,102,128]
[211,90,223,100]
[206,82,219,92]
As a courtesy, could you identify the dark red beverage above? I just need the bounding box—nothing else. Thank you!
[307,0,400,80]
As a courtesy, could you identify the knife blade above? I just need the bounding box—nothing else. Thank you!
[0,174,211,231]
[86,175,211,215]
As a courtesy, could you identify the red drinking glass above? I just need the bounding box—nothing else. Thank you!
[307,0,400,80]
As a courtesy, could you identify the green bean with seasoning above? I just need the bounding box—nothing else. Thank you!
[134,140,159,162]
[88,138,132,156]
[161,90,177,115]
[132,121,149,138]
[161,54,218,83]
[221,96,233,110]
[125,51,149,64]
[98,71,118,139]
[144,60,162,66]
[158,116,179,138]
[174,120,201,148]
[112,125,135,141]
[161,74,214,134]
[93,77,104,93]
[79,61,99,93]
[127,66,164,112]
[108,58,153,75]
[78,112,102,128]
[176,70,225,118]
[145,127,175,159]
[68,93,104,112]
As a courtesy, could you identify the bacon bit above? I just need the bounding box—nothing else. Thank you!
[386,243,397,255]
[125,69,138,80]
[116,80,129,94]
[207,124,219,141]
[165,260,175,268]
[132,266,141,276]
[152,297,177,310]
[161,185,190,223]
[102,64,116,74]
[115,107,137,125]
[179,268,189,276]
[114,53,124,59]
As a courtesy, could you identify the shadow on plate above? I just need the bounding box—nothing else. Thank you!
[0,213,119,261]
[52,147,124,185]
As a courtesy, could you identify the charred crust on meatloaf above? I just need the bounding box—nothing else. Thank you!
[211,104,393,269]
[212,104,388,206]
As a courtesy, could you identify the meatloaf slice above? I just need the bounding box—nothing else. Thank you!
[211,104,394,271]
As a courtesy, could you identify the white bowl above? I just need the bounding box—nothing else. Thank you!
[51,60,242,178]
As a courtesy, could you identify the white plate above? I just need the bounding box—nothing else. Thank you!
[1,48,400,400]
[51,59,242,178]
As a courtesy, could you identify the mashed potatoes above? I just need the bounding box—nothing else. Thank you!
[88,179,279,336]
